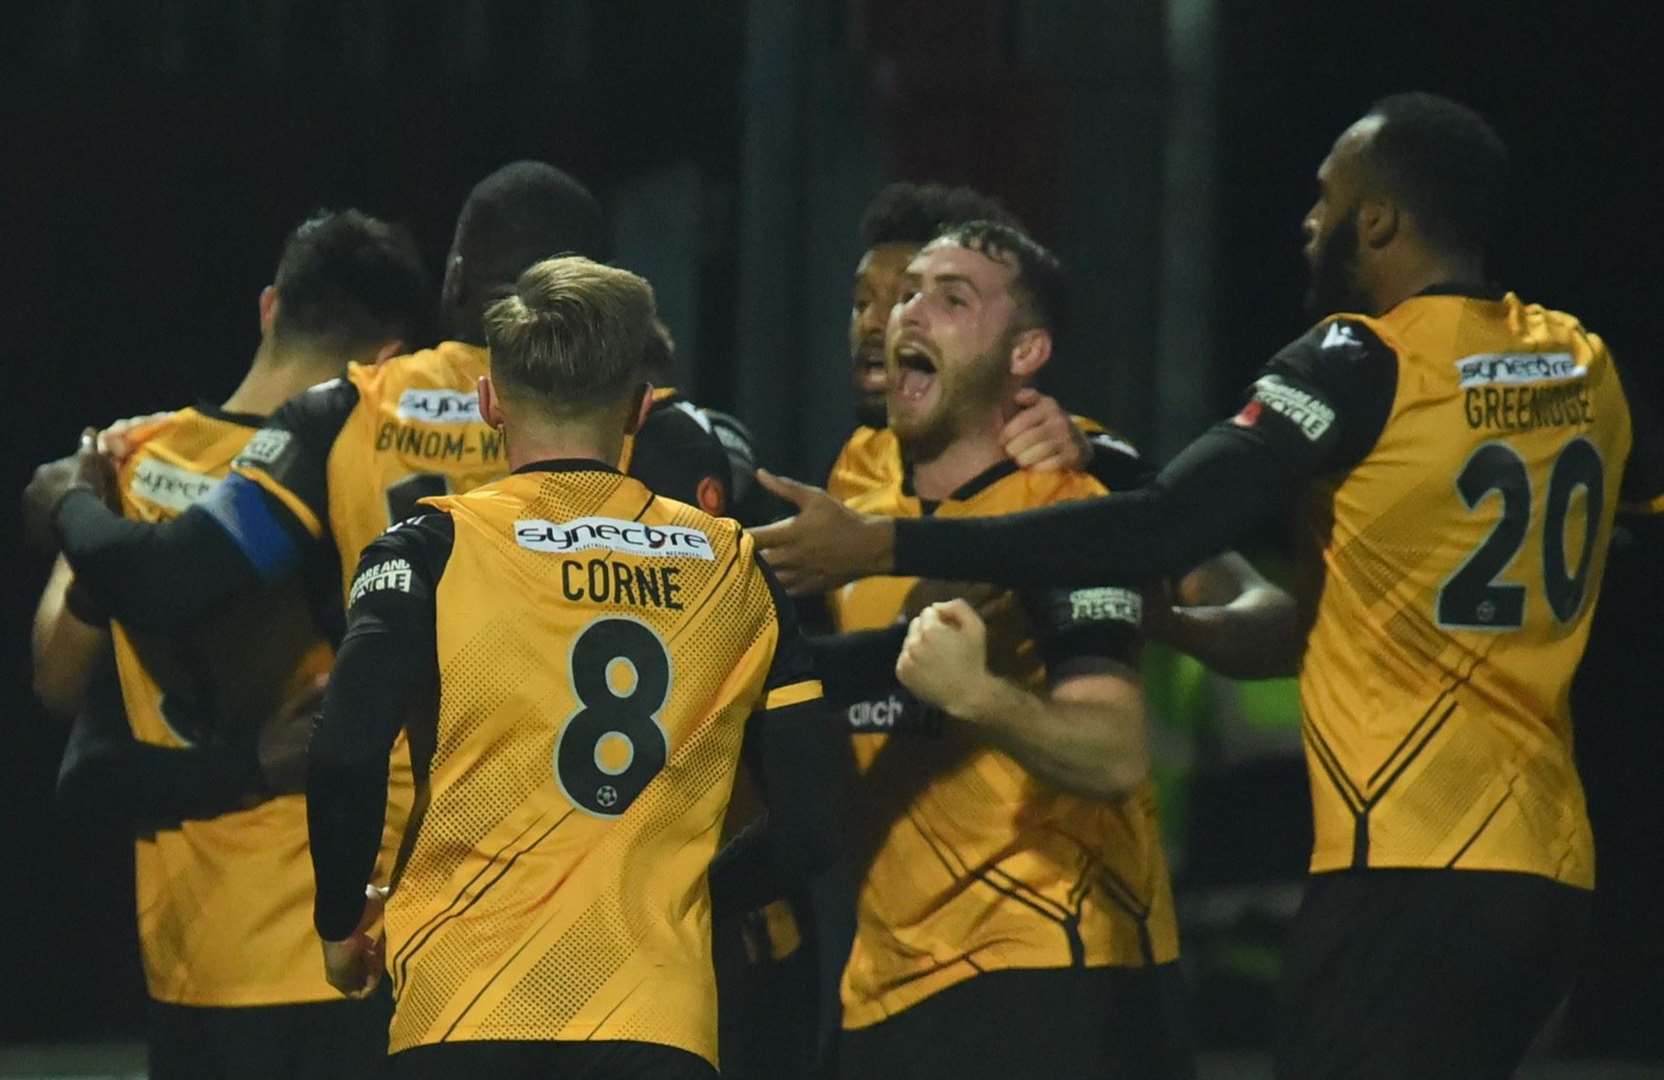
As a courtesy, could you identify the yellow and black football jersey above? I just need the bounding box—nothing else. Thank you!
[830,460,1175,1029]
[826,415,1146,505]
[326,462,822,1063]
[618,386,733,517]
[108,403,338,1006]
[1271,289,1648,886]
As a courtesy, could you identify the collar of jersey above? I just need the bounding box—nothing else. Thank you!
[512,458,623,476]
[192,399,268,429]
[901,458,1020,514]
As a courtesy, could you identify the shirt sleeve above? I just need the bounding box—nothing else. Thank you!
[307,513,450,940]
[226,376,360,545]
[891,318,1399,588]
[627,402,735,518]
[1021,584,1143,669]
[56,643,260,826]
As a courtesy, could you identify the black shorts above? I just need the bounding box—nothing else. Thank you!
[1276,868,1591,1080]
[389,1039,717,1080]
[148,985,391,1080]
[836,963,1195,1080]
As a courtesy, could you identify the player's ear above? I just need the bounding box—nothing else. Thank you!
[624,382,654,436]
[1007,328,1052,379]
[477,375,506,429]
[1358,198,1399,250]
[259,286,278,335]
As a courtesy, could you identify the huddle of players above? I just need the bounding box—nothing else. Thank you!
[25,89,1662,1080]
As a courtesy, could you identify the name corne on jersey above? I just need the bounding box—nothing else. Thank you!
[515,516,715,560]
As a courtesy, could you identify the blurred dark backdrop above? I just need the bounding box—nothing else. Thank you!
[3,0,1659,1061]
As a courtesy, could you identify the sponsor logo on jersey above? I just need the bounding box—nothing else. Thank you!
[1248,375,1336,441]
[129,458,218,513]
[515,516,716,560]
[395,388,482,424]
[1455,352,1584,388]
[1068,586,1142,627]
[349,558,414,604]
[847,694,905,731]
[235,428,292,467]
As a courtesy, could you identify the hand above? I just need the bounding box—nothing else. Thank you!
[23,429,120,554]
[257,673,328,796]
[749,470,894,596]
[97,412,173,466]
[1001,389,1091,472]
[322,884,387,998]
[896,600,994,717]
[902,579,1004,621]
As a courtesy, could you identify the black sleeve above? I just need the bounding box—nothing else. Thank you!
[806,626,941,735]
[893,318,1399,587]
[1021,583,1143,669]
[708,556,847,917]
[628,401,734,516]
[229,376,360,533]
[56,644,260,826]
[1083,435,1157,493]
[1613,352,1664,512]
[307,513,451,940]
[51,380,357,635]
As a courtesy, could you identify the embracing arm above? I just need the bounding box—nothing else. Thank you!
[1149,552,1303,680]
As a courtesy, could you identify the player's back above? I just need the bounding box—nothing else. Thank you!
[1299,290,1635,885]
[381,463,801,1061]
[112,404,336,1006]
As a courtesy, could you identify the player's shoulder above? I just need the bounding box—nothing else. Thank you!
[998,462,1113,509]
[352,341,488,398]
[353,511,455,593]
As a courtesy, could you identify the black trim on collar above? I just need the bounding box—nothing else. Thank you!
[512,458,623,476]
[194,400,268,428]
[1414,282,1507,302]
[903,458,1021,514]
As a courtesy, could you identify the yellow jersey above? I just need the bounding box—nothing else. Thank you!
[831,460,1175,1028]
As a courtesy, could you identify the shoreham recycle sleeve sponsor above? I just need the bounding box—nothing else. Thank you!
[1248,375,1336,442]
[514,516,716,560]
[348,558,414,606]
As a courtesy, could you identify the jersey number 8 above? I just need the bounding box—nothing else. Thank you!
[554,617,672,817]
[1438,437,1604,630]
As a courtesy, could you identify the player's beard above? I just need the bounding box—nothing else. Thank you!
[891,333,1011,466]
[1303,210,1370,319]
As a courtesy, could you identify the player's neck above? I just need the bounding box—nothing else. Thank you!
[222,344,342,417]
[503,423,627,475]
[908,416,1007,502]
[1368,249,1485,315]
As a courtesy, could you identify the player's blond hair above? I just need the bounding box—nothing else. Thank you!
[483,256,653,414]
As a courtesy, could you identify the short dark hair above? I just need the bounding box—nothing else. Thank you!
[932,220,1068,340]
[271,209,430,352]
[1363,93,1508,256]
[454,161,607,292]
[483,256,653,415]
[859,182,1018,249]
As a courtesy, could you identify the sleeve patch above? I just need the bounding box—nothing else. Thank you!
[1237,375,1337,442]
[234,428,294,468]
[1066,586,1142,627]
[348,559,414,606]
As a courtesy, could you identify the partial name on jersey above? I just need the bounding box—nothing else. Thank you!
[349,558,414,605]
[396,389,481,424]
[1455,352,1584,388]
[515,516,716,560]
[130,458,219,513]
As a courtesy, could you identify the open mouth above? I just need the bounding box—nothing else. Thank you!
[891,341,938,402]
[854,340,888,392]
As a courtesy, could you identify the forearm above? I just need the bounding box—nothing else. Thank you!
[55,491,260,634]
[954,675,1149,800]
[893,426,1303,588]
[1157,589,1303,679]
[32,557,110,719]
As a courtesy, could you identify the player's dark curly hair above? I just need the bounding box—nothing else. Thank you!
[859,182,1018,249]
[1364,93,1508,257]
[272,209,431,353]
[933,220,1068,340]
[454,161,608,290]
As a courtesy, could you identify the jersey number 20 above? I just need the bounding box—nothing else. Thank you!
[1438,438,1604,630]
[554,617,671,817]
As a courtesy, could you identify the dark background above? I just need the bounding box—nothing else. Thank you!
[3,0,1660,1063]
